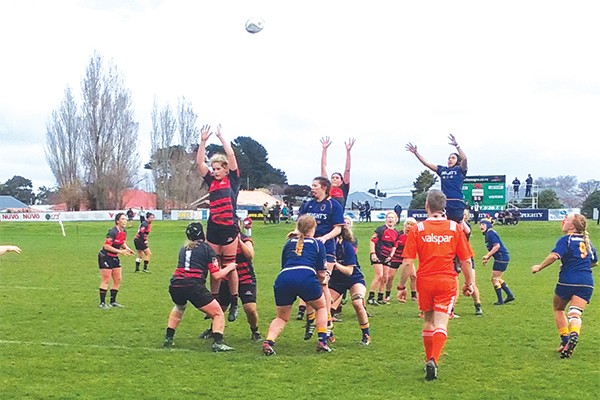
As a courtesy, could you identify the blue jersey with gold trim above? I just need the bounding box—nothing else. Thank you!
[552,233,596,286]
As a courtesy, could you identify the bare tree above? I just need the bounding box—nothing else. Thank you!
[150,98,176,209]
[45,86,83,210]
[80,52,139,210]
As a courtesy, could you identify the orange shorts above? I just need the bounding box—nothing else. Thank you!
[416,275,457,314]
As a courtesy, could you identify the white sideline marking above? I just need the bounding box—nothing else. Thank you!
[0,286,62,290]
[0,339,194,353]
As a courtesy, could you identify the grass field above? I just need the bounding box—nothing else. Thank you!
[1,219,599,400]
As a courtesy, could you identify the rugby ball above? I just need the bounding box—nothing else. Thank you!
[245,17,265,34]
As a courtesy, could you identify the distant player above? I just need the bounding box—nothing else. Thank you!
[134,212,154,273]
[406,134,467,222]
[532,214,597,358]
[479,219,515,305]
[367,211,399,305]
[97,213,134,309]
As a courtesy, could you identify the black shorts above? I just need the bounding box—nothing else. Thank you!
[371,255,391,267]
[389,261,401,269]
[217,281,257,307]
[98,253,121,269]
[207,220,239,246]
[134,238,148,251]
[169,284,214,309]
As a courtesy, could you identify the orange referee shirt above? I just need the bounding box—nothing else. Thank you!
[402,217,474,278]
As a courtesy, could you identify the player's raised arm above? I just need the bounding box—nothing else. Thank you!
[215,124,238,172]
[197,124,212,177]
[405,142,437,172]
[448,134,468,171]
[320,136,332,178]
[343,138,355,184]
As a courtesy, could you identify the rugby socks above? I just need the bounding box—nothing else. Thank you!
[135,258,141,271]
[212,332,224,344]
[368,292,375,301]
[360,322,370,337]
[568,306,583,335]
[317,327,328,345]
[385,290,391,299]
[377,292,384,303]
[307,311,316,325]
[559,327,569,348]
[165,327,175,339]
[99,288,108,304]
[422,330,434,361]
[143,260,149,271]
[501,281,514,299]
[230,294,239,308]
[431,328,448,364]
[110,289,118,303]
[494,284,503,303]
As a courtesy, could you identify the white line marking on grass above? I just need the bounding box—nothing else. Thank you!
[0,286,62,291]
[0,339,195,353]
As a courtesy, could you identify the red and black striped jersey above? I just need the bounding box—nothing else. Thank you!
[236,233,256,285]
[371,225,400,258]
[391,232,408,262]
[171,242,220,286]
[100,226,127,257]
[134,220,152,242]
[203,169,240,226]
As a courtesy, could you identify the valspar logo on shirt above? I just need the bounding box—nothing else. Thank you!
[421,233,453,244]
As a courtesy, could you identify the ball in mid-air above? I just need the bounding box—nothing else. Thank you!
[245,17,265,34]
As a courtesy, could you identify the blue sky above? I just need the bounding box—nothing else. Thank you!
[1,0,599,194]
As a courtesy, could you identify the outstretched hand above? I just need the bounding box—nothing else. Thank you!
[200,124,212,142]
[405,142,417,154]
[320,136,332,148]
[215,124,223,139]
[448,133,458,147]
[345,138,356,151]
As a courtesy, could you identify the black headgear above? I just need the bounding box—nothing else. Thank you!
[186,222,205,241]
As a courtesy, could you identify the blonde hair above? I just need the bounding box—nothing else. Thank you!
[403,217,417,233]
[210,153,228,168]
[287,215,317,256]
[571,214,592,255]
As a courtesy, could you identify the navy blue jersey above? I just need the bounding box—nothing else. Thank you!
[436,165,466,202]
[298,198,345,238]
[552,234,596,287]
[281,236,327,272]
[484,229,510,261]
[332,238,364,281]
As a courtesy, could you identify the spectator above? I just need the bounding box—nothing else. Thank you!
[364,201,372,222]
[261,203,269,224]
[512,177,520,198]
[525,174,533,197]
[394,203,403,223]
